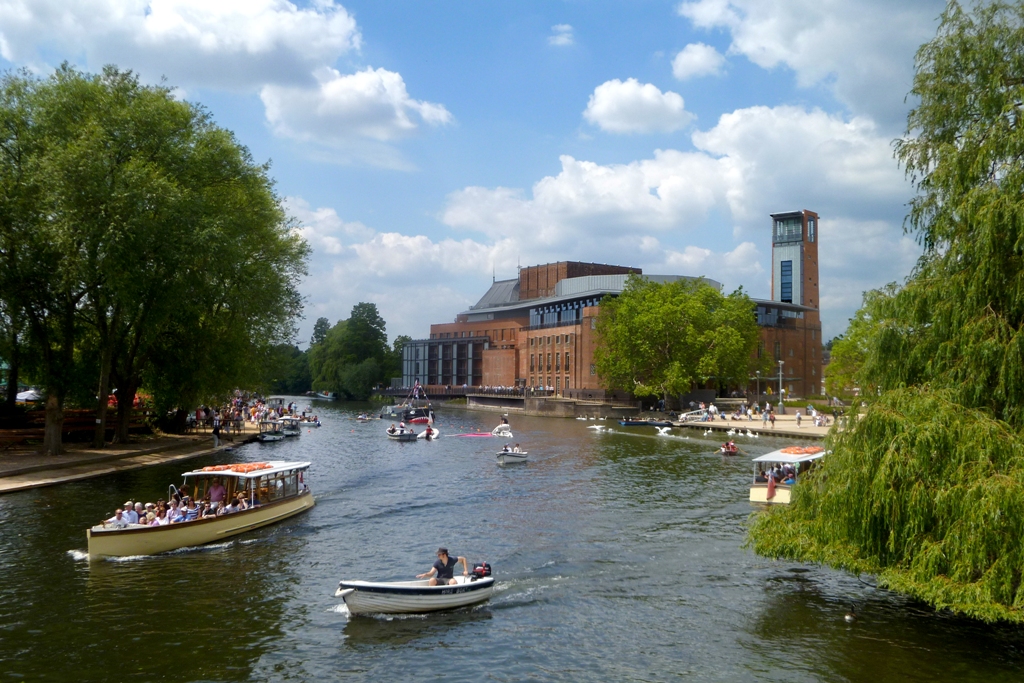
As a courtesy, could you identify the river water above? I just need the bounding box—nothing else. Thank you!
[2,400,1023,682]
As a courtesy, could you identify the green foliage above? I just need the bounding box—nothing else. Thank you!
[266,344,312,395]
[750,1,1024,624]
[594,276,760,400]
[751,387,1024,624]
[310,317,331,347]
[0,65,308,445]
[308,303,392,400]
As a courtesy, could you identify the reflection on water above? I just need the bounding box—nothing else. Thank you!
[2,402,1024,681]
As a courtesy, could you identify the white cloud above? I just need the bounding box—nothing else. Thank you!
[676,0,944,127]
[0,0,361,89]
[262,67,452,144]
[583,78,693,134]
[548,24,574,46]
[443,104,915,338]
[671,42,726,80]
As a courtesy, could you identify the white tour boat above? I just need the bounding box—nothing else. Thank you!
[280,416,302,437]
[256,420,285,442]
[335,572,495,615]
[749,446,825,505]
[86,461,314,559]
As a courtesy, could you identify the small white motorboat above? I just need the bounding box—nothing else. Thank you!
[335,573,495,615]
[496,450,528,465]
[491,423,512,438]
[280,416,302,437]
[417,427,440,440]
[256,421,285,442]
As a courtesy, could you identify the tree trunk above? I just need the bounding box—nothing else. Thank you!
[42,391,63,456]
[93,345,113,448]
[4,332,17,410]
[114,380,137,444]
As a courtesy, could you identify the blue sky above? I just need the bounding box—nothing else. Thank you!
[0,0,948,344]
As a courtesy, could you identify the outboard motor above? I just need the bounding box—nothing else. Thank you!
[471,562,492,581]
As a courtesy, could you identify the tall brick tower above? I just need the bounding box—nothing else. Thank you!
[770,210,819,309]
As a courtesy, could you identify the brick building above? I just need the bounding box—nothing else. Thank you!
[401,211,824,399]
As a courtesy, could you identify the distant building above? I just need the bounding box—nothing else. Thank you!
[402,212,823,399]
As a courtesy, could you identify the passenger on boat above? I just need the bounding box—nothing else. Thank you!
[387,423,398,435]
[134,502,145,522]
[501,444,511,453]
[417,547,469,586]
[106,508,129,528]
[146,512,159,526]
[123,501,137,524]
[209,478,226,510]
[184,500,200,521]
[234,493,249,510]
[513,444,521,453]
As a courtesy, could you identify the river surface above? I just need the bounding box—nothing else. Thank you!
[2,400,1023,682]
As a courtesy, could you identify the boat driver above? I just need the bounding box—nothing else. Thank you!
[417,547,468,586]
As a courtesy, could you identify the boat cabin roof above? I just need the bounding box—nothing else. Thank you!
[181,461,311,480]
[751,448,826,465]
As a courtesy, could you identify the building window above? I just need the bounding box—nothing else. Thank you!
[564,352,569,370]
[590,364,596,375]
[555,353,561,371]
[501,329,505,341]
[812,367,816,376]
[591,318,596,330]
[547,353,552,371]
[556,377,561,390]
[811,347,816,358]
[789,348,794,357]
[530,376,535,386]
[530,337,534,346]
[774,341,781,361]
[780,260,793,303]
[808,218,816,243]
[530,354,535,372]
[811,329,816,341]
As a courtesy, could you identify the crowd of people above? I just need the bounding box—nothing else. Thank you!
[101,483,256,529]
[183,392,319,445]
[754,463,798,485]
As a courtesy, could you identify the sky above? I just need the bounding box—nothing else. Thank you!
[0,0,949,345]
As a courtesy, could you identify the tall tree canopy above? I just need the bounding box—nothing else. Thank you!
[0,65,308,452]
[308,303,394,400]
[594,276,761,401]
[751,1,1024,623]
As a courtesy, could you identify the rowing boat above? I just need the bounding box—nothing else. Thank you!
[335,575,495,615]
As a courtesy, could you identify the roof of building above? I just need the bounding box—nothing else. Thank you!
[469,278,520,310]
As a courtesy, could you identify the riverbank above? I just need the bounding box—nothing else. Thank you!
[0,429,257,494]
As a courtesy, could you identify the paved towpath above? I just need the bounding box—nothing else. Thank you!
[671,411,839,440]
[0,430,254,495]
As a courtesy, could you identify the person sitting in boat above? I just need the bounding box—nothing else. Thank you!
[417,547,469,586]
[501,444,511,453]
[106,508,130,528]
[183,499,200,522]
[234,493,249,511]
[513,444,521,453]
[387,423,398,435]
[208,478,227,510]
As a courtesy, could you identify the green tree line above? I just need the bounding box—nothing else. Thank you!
[751,1,1024,623]
[0,65,308,454]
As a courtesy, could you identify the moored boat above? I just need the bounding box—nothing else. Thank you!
[86,461,314,559]
[335,574,495,615]
[386,426,418,442]
[256,420,285,442]
[749,446,825,504]
[280,416,302,437]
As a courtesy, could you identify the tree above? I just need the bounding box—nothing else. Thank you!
[385,334,411,381]
[308,303,393,400]
[310,317,331,347]
[594,276,761,403]
[0,66,308,448]
[750,1,1024,623]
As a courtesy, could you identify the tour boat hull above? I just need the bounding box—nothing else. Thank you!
[86,491,315,559]
[749,482,792,504]
[335,576,495,615]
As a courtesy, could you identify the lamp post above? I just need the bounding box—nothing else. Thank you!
[755,370,761,405]
[777,360,785,414]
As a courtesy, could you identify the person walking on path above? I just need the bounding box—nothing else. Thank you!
[769,411,776,430]
[212,412,221,448]
[795,411,802,428]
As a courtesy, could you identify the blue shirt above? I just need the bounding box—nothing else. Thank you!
[433,556,459,579]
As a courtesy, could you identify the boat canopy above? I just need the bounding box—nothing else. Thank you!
[181,461,311,480]
[751,448,826,465]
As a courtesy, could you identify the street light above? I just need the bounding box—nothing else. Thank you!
[777,360,785,414]
[755,370,761,404]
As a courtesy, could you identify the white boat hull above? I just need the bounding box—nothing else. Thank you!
[496,452,528,465]
[335,576,495,615]
[257,433,285,442]
[387,431,418,442]
[86,491,315,558]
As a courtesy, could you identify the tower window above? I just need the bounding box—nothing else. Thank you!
[780,260,793,303]
[808,218,816,243]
